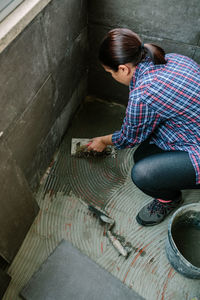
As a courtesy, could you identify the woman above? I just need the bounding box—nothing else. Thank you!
[88,28,200,226]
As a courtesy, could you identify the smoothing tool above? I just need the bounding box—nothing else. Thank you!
[71,138,116,158]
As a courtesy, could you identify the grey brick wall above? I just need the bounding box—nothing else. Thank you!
[0,0,88,264]
[1,0,88,190]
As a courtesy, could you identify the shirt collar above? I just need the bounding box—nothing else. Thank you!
[129,57,153,91]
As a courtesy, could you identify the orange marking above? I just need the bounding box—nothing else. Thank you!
[123,242,152,283]
[101,242,103,253]
[65,223,72,237]
[170,271,176,279]
[161,267,174,300]
[151,266,157,274]
[65,223,72,230]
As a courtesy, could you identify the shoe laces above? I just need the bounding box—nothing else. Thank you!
[148,199,169,215]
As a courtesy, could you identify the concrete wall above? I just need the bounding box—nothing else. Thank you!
[1,0,88,190]
[0,0,88,265]
[88,0,200,105]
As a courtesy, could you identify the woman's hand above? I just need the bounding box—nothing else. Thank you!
[87,134,113,152]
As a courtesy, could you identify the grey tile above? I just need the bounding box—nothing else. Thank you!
[55,76,88,139]
[0,141,39,262]
[6,75,56,184]
[26,77,87,191]
[28,124,60,191]
[21,240,144,300]
[43,0,88,68]
[88,0,200,45]
[53,28,88,118]
[0,15,50,133]
[141,35,196,58]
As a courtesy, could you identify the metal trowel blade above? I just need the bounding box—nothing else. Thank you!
[71,138,91,156]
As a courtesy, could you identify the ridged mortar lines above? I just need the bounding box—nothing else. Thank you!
[102,173,199,298]
[4,98,200,300]
[39,99,129,208]
[72,205,88,254]
[5,183,200,299]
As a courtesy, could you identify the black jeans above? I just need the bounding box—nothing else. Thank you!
[131,140,200,201]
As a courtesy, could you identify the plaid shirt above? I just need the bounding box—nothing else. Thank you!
[112,54,200,184]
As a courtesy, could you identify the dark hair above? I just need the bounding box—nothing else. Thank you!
[99,28,167,71]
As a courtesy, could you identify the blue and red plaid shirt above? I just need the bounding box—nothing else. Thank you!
[112,54,200,184]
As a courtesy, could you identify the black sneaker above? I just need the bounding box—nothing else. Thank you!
[136,196,183,226]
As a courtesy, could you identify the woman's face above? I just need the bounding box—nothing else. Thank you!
[103,64,136,86]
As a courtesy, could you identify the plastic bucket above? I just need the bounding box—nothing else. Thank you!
[166,203,200,279]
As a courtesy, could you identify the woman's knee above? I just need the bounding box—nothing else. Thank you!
[131,159,158,192]
[131,161,149,190]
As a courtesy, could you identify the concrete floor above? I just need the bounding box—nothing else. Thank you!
[3,98,200,300]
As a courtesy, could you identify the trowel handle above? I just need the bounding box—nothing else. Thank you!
[107,231,128,257]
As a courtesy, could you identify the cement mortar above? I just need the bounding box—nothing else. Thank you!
[43,97,128,208]
[4,98,200,300]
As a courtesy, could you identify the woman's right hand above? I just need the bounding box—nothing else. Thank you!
[87,134,113,152]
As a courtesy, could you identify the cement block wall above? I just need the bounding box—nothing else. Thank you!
[88,0,200,105]
[1,0,88,190]
[0,0,88,266]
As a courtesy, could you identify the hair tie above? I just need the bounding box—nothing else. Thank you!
[141,42,145,50]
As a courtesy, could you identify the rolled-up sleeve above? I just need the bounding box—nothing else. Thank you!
[112,99,161,149]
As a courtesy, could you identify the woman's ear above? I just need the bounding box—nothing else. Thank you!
[118,64,131,75]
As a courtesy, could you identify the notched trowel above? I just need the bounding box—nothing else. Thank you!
[71,138,116,158]
[89,205,133,258]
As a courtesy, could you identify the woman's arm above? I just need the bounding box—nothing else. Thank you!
[112,100,162,149]
[87,134,113,152]
[88,98,162,152]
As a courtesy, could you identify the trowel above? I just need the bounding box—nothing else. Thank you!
[71,138,115,158]
[89,205,132,258]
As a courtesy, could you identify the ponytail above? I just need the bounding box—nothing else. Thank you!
[143,43,167,65]
[99,28,167,71]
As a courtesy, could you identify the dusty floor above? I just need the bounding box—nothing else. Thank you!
[3,98,200,300]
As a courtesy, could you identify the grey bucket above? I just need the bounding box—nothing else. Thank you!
[166,203,200,279]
